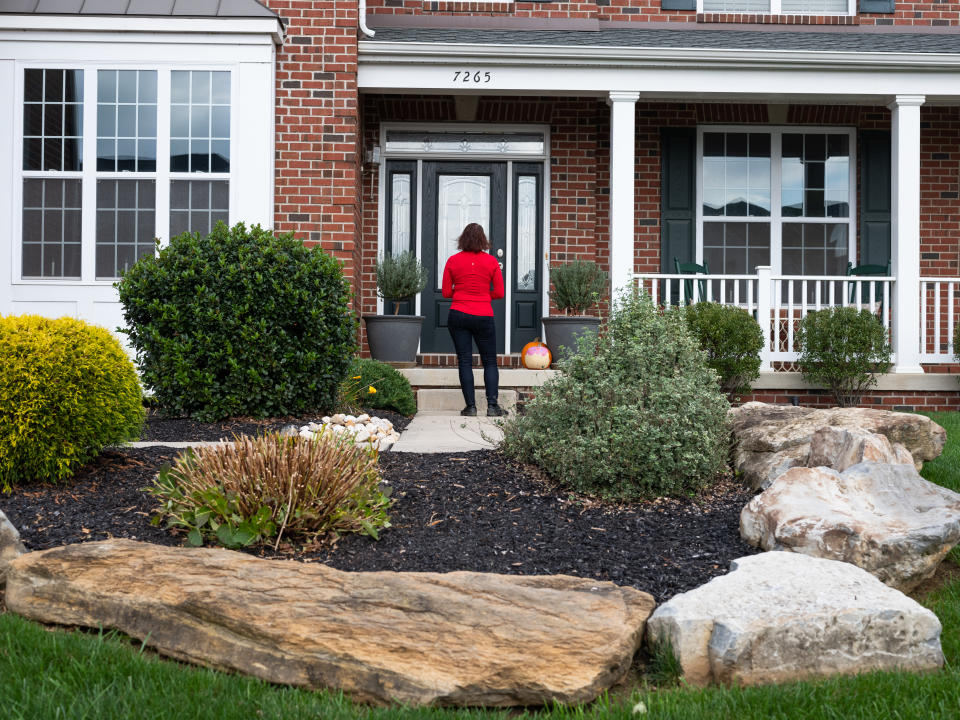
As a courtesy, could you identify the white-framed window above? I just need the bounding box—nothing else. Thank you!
[699,0,855,14]
[696,125,856,279]
[17,65,233,283]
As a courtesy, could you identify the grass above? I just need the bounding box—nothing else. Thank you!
[2,412,960,719]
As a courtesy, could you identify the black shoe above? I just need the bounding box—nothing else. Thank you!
[460,405,477,416]
[486,404,507,417]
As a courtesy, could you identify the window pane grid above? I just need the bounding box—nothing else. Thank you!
[97,70,158,172]
[23,69,83,172]
[96,179,156,279]
[171,70,230,173]
[702,0,849,12]
[22,178,82,278]
[702,132,770,218]
[169,180,229,238]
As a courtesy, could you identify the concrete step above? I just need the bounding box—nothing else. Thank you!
[417,388,517,413]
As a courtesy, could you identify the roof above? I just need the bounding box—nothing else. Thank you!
[365,27,960,55]
[0,0,277,18]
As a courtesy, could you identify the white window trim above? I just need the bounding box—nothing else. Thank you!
[13,61,237,287]
[697,0,856,15]
[695,124,858,276]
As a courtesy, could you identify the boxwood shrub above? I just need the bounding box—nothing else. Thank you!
[680,302,764,398]
[797,306,892,407]
[500,288,730,500]
[116,223,356,421]
[0,315,144,492]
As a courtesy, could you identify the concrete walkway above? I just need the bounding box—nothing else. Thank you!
[387,411,505,453]
[127,412,505,454]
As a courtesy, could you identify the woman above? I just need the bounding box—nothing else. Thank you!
[441,223,506,417]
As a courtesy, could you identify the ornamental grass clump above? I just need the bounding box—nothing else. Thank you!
[797,306,892,408]
[500,287,730,500]
[148,433,391,549]
[680,302,764,398]
[0,315,144,493]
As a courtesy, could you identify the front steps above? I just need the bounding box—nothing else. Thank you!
[398,368,555,413]
[416,389,518,413]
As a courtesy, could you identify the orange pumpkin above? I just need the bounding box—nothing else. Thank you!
[521,338,552,370]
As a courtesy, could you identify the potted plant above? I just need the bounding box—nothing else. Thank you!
[541,260,608,360]
[363,251,428,366]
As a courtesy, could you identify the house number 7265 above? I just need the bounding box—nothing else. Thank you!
[453,71,492,83]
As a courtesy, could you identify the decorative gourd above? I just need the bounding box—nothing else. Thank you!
[521,338,552,370]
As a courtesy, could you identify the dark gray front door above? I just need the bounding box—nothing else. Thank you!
[421,161,507,353]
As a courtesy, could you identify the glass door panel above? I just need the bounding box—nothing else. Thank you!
[435,175,491,287]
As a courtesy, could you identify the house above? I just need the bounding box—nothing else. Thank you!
[0,0,958,409]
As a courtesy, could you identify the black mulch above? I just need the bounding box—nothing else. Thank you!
[0,449,759,603]
[140,407,413,442]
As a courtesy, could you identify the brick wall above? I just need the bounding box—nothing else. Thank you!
[266,0,363,307]
[366,0,960,26]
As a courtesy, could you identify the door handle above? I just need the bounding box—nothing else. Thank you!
[498,262,504,270]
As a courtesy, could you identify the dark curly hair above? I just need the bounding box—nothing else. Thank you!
[457,223,490,253]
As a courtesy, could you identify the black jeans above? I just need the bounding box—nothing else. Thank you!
[447,309,499,407]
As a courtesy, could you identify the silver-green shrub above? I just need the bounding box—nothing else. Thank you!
[500,287,730,499]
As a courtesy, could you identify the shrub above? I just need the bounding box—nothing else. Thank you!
[148,433,391,549]
[797,306,892,408]
[116,222,356,421]
[549,260,608,315]
[680,302,764,398]
[344,358,417,416]
[0,315,143,492]
[375,251,428,313]
[500,287,730,500]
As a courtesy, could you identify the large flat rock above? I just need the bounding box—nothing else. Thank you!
[0,509,27,588]
[5,539,655,707]
[740,462,960,591]
[730,402,946,490]
[646,552,943,687]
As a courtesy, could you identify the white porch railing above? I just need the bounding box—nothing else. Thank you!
[634,268,896,368]
[920,278,960,363]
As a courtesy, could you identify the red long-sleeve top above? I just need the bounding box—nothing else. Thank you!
[441,250,505,317]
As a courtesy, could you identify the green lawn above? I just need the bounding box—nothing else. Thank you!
[2,412,960,720]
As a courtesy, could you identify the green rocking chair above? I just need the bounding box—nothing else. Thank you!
[674,257,710,304]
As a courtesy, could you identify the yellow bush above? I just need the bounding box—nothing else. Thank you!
[0,315,144,492]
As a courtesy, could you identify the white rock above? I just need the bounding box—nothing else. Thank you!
[364,423,378,435]
[356,414,370,424]
[321,416,331,424]
[354,441,372,452]
[332,414,345,424]
[1,509,27,588]
[740,462,960,591]
[807,426,914,472]
[379,437,395,452]
[308,422,322,432]
[355,430,371,443]
[330,425,347,434]
[646,552,943,687]
[298,428,314,440]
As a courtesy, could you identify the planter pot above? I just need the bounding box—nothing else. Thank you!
[541,316,602,361]
[363,315,424,366]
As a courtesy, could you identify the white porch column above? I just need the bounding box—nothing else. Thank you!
[608,91,638,300]
[889,94,925,373]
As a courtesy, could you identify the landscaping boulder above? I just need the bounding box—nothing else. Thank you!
[740,462,960,591]
[730,402,946,490]
[5,539,655,707]
[646,552,943,687]
[0,509,27,588]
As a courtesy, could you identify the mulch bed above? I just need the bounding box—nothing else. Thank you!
[0,447,758,603]
[140,407,413,442]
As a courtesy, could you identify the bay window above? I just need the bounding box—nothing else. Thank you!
[19,66,233,283]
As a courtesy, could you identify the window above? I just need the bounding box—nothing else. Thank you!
[699,0,853,13]
[698,127,855,280]
[19,67,232,282]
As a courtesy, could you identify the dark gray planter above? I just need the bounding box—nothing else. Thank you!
[363,315,424,365]
[541,316,601,361]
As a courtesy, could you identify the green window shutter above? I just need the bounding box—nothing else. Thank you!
[662,0,696,9]
[860,130,891,268]
[661,128,697,273]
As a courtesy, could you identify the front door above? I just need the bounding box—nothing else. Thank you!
[422,161,507,353]
[383,157,544,355]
